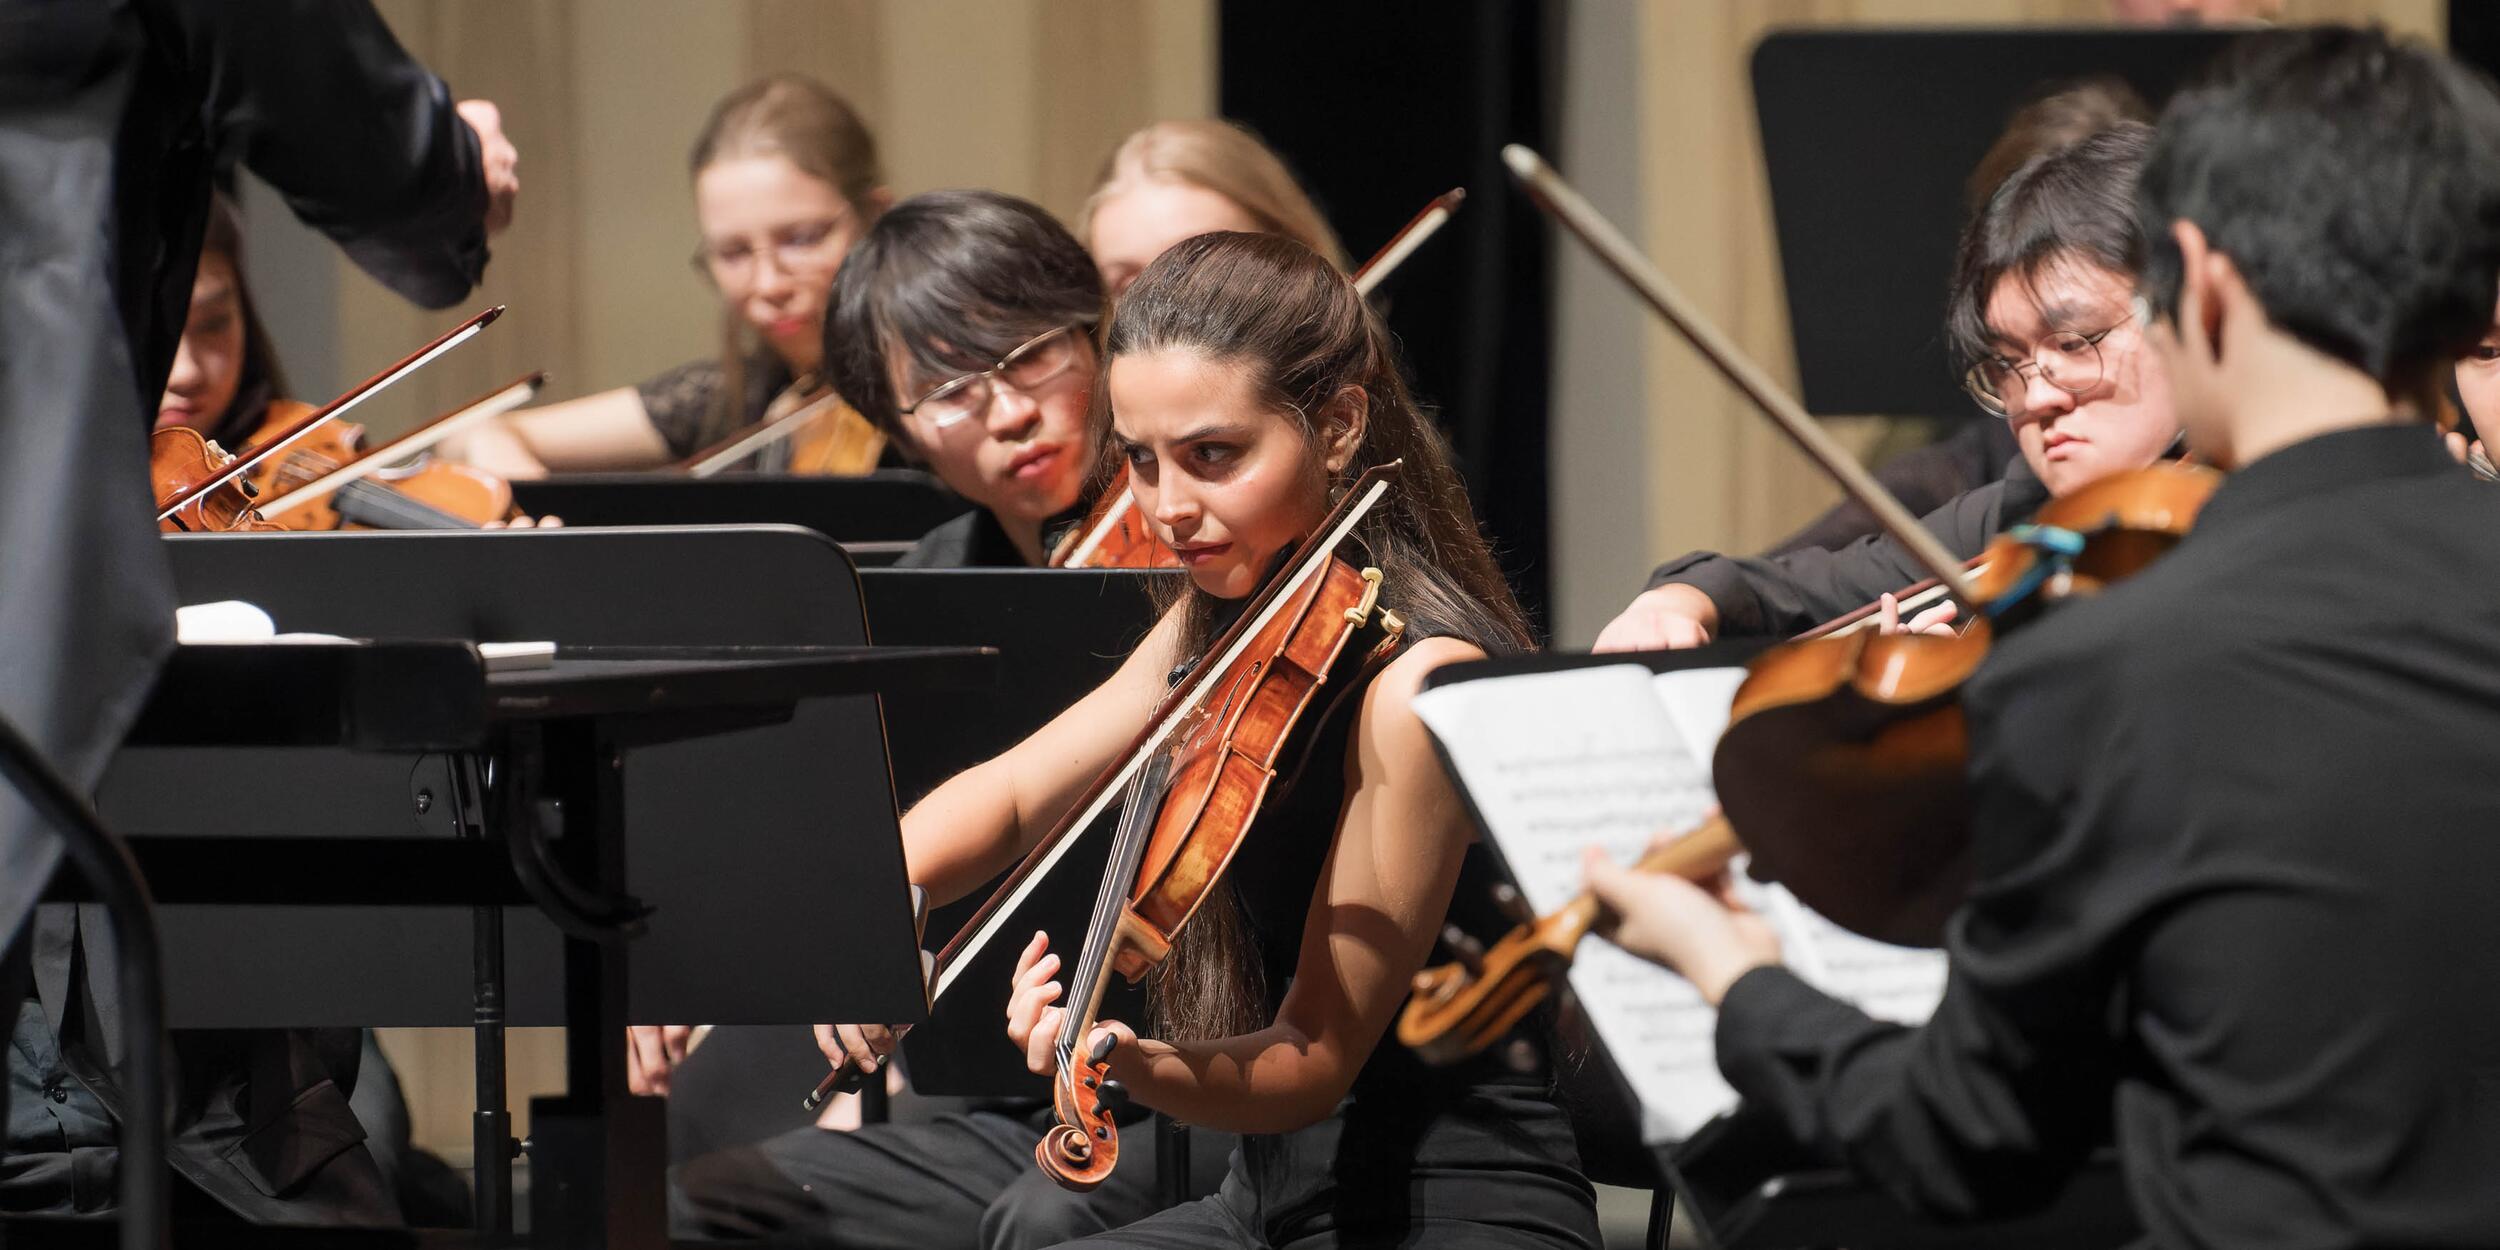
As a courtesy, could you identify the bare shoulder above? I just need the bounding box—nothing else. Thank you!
[1355,635,1491,758]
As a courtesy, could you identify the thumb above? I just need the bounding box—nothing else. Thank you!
[1581,844,1633,911]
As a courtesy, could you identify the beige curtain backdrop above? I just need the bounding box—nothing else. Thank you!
[316,0,1212,438]
[335,0,1211,1164]
[1549,0,2440,645]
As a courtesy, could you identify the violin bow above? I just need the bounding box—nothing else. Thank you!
[155,306,505,523]
[1501,146,1975,604]
[678,388,846,478]
[253,371,544,521]
[1353,188,1465,297]
[807,461,1405,1111]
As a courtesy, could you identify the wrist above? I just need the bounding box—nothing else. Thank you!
[1644,582,1721,638]
[1692,951,1776,1007]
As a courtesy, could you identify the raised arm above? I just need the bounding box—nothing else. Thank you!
[174,0,497,307]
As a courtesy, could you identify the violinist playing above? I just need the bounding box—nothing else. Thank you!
[673,233,1599,1249]
[1597,122,2179,649]
[1586,27,2500,1246]
[448,75,888,477]
[153,195,544,529]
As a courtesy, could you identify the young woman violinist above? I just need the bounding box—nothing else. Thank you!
[1079,119,1343,298]
[448,74,889,475]
[151,196,538,529]
[972,232,1596,1247]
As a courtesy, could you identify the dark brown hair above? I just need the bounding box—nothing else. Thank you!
[194,194,289,448]
[1944,123,2154,378]
[1098,231,1532,1039]
[1964,79,2153,212]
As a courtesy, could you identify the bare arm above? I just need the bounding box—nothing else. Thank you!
[1097,636,1483,1134]
[904,604,1186,906]
[443,387,673,477]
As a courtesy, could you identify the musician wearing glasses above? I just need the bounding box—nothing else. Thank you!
[1594,124,2184,649]
[821,190,1111,568]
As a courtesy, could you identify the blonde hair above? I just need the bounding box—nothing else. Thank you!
[686,74,884,445]
[1079,120,1345,270]
[690,73,882,208]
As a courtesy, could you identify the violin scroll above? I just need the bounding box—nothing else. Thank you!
[1035,1032,1123,1192]
[1399,815,1739,1065]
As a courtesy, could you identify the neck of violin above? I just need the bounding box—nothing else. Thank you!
[1058,751,1171,1065]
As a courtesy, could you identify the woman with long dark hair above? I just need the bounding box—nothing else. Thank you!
[934,231,1595,1247]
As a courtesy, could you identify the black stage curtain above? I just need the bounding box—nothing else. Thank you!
[1220,0,1559,634]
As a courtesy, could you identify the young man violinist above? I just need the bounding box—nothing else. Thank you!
[1590,26,2500,1245]
[1596,123,2177,648]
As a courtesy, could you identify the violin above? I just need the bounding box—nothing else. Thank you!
[1035,524,1403,1188]
[1398,814,1737,1065]
[151,425,282,532]
[679,379,887,477]
[153,306,505,530]
[251,372,543,528]
[803,465,1408,1143]
[243,400,518,530]
[1049,190,1465,572]
[1505,146,2211,951]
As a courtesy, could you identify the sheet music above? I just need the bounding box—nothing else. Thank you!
[1414,662,1946,1143]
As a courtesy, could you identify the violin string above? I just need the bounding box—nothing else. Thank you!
[1062,749,1168,1068]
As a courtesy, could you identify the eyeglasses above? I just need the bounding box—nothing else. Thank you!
[1962,318,2130,417]
[691,214,851,288]
[900,326,1086,431]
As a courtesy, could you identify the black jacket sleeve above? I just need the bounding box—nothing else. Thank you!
[1708,617,2139,1222]
[1644,457,2047,640]
[160,0,488,308]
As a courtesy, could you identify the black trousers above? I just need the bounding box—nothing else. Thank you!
[1042,1077,1601,1249]
[673,1104,1212,1250]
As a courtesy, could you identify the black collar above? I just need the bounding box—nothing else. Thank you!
[2191,423,2459,540]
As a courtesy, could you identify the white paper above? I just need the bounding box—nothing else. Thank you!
[1414,662,1947,1143]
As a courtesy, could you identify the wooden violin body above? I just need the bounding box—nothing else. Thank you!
[1041,553,1404,1191]
[1051,464,1180,569]
[1713,462,2221,947]
[151,426,280,532]
[1399,815,1738,1065]
[242,399,517,529]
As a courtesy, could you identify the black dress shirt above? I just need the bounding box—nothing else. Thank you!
[1714,424,2500,1248]
[1647,455,2049,640]
[897,510,1034,569]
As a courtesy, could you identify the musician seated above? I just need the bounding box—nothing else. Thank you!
[820,190,1108,568]
[1079,119,1345,298]
[153,196,547,530]
[448,75,891,476]
[1585,26,2500,1245]
[1595,123,2176,649]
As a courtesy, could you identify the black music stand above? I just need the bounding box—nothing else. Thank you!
[1753,27,2237,418]
[1419,643,2138,1249]
[86,526,976,1246]
[856,568,1179,1099]
[510,471,966,565]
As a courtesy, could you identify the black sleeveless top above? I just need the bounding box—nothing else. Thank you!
[1189,605,1593,1233]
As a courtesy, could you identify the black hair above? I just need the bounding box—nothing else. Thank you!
[2135,25,2500,399]
[1945,122,2154,374]
[822,190,1103,450]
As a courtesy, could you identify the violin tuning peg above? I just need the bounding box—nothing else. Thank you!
[1440,925,1485,974]
[1098,1079,1129,1109]
[1088,1031,1119,1065]
[1490,883,1534,924]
